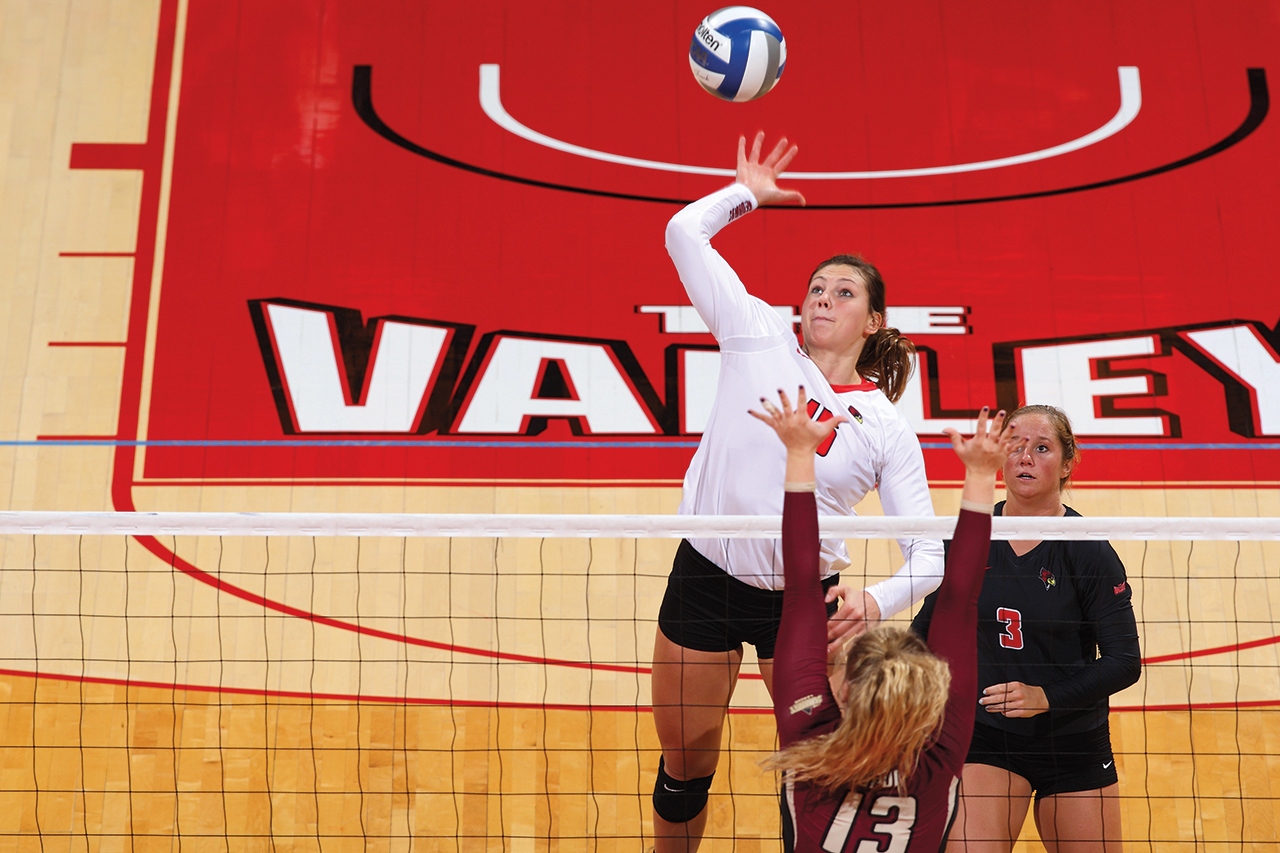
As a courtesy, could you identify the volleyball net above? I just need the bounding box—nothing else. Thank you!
[0,511,1277,851]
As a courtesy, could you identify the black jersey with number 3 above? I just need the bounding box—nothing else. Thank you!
[911,503,1141,738]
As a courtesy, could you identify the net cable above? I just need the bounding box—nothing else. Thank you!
[3,511,1277,539]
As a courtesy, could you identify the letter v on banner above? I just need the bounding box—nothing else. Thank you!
[248,299,473,434]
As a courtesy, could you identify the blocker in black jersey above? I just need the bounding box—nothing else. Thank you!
[911,502,1141,740]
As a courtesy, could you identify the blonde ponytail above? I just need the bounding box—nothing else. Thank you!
[762,627,949,793]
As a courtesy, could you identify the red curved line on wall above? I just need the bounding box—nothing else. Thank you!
[124,529,766,681]
[124,524,772,681]
[1141,633,1280,664]
[1111,699,1280,712]
[115,529,1280,682]
[127,532,650,676]
[114,519,1280,682]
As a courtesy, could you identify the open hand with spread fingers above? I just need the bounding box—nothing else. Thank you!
[748,385,842,457]
[943,407,1025,476]
[736,131,806,206]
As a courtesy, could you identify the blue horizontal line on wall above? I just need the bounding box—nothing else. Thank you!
[6,439,1280,450]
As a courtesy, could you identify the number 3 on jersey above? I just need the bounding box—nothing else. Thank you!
[997,607,1024,649]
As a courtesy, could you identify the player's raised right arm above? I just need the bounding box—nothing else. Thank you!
[664,133,804,341]
[664,184,757,339]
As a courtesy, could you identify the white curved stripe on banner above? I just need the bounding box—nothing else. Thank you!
[478,65,1141,179]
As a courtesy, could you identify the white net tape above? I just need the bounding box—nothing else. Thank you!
[1,510,1277,539]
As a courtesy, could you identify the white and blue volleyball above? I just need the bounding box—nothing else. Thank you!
[688,7,786,102]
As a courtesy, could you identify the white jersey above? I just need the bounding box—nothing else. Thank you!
[666,184,944,619]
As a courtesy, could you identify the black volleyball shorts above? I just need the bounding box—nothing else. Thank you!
[966,720,1119,799]
[657,539,840,660]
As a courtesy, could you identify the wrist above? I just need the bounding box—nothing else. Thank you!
[783,448,817,484]
[959,469,997,508]
[739,184,764,206]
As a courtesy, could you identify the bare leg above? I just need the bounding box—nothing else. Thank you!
[651,629,744,853]
[1035,784,1122,853]
[945,763,1034,853]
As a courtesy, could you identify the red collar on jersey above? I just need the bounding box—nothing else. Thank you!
[830,380,878,393]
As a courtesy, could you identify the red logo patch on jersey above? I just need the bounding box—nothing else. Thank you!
[805,398,842,456]
[1114,581,1127,595]
[847,406,863,424]
[1040,568,1056,590]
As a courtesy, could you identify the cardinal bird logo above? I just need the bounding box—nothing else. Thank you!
[847,406,864,424]
[1114,581,1127,595]
[1040,568,1056,591]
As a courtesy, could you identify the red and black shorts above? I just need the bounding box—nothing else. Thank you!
[657,540,840,661]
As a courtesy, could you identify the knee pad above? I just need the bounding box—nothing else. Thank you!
[653,756,715,823]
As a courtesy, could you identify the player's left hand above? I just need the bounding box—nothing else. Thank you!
[824,586,881,654]
[943,407,1025,475]
[980,681,1050,717]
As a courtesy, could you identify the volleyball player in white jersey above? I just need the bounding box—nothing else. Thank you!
[651,133,944,852]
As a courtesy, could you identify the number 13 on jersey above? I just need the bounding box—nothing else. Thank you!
[793,786,918,852]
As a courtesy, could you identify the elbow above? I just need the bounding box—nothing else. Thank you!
[1107,651,1142,690]
[1122,655,1142,689]
[902,538,945,573]
[664,214,697,257]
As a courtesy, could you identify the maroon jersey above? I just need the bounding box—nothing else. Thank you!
[773,491,989,853]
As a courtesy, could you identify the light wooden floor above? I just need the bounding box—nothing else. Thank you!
[0,677,1277,851]
[1,0,1277,850]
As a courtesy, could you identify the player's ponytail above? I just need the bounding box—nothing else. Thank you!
[808,255,916,403]
[857,326,915,404]
[762,626,949,793]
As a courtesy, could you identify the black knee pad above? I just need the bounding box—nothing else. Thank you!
[653,756,715,823]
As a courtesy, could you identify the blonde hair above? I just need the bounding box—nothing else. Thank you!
[763,626,950,793]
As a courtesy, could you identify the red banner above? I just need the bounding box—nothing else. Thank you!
[127,0,1280,486]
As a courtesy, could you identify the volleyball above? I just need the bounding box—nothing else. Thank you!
[688,7,786,102]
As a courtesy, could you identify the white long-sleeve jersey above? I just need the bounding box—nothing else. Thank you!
[665,183,944,619]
